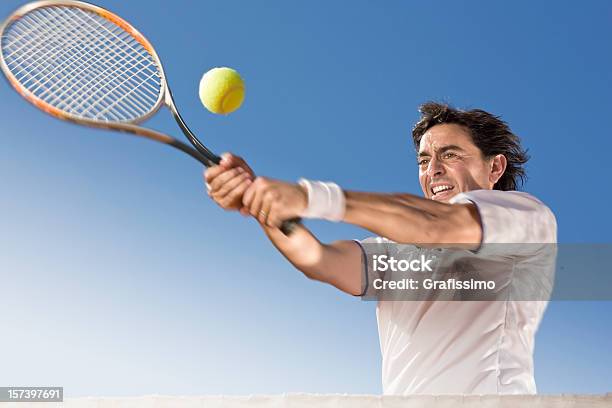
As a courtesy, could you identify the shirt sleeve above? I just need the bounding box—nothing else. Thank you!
[352,236,391,298]
[449,190,557,257]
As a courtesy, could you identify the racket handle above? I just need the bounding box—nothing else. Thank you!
[280,218,301,235]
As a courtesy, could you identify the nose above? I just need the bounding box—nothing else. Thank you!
[427,156,445,177]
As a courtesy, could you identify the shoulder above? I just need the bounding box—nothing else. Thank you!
[358,236,393,244]
[450,189,546,207]
[450,190,557,244]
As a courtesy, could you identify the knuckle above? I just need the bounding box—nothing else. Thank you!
[218,182,230,193]
[239,181,250,192]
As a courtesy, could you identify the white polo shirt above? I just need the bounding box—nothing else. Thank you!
[357,190,557,395]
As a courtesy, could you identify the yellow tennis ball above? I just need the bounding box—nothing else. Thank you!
[199,67,245,115]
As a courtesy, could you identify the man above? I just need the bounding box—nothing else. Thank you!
[204,102,557,395]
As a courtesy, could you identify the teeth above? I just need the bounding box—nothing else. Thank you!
[432,185,453,194]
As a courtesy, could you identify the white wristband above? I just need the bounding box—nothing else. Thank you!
[298,178,346,222]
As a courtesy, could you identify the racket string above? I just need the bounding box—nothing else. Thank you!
[3,15,80,106]
[25,9,131,115]
[62,8,161,90]
[47,7,157,119]
[52,7,159,119]
[3,12,72,82]
[2,16,57,64]
[6,9,136,121]
[4,8,153,121]
[61,8,160,119]
[1,10,68,61]
[1,5,163,122]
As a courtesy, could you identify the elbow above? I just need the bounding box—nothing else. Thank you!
[300,266,323,282]
[292,245,327,282]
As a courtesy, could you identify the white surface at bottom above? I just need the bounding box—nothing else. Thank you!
[3,394,612,408]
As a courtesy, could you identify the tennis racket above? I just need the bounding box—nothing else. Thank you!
[0,0,298,234]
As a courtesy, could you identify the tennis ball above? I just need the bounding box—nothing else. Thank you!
[199,67,245,115]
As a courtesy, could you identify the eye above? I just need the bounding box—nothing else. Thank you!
[418,159,429,166]
[443,152,458,159]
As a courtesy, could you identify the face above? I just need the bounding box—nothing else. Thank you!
[418,124,504,202]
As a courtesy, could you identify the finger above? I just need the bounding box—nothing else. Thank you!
[233,156,255,177]
[204,165,226,184]
[209,167,245,192]
[220,153,245,169]
[210,167,243,192]
[266,201,281,228]
[248,183,266,220]
[231,178,253,207]
[263,190,282,227]
[242,182,257,209]
[219,178,252,208]
[219,152,234,168]
[221,153,255,176]
[259,191,274,225]
[215,172,252,199]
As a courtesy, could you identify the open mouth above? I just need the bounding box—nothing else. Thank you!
[430,184,454,199]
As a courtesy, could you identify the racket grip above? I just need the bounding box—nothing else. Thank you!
[280,218,302,235]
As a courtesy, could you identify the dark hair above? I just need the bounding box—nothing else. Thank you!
[412,102,529,191]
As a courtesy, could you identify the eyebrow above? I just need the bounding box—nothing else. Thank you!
[418,144,466,158]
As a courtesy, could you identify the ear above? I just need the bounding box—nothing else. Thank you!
[489,154,507,187]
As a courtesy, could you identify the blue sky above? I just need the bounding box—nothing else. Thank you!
[1,0,611,397]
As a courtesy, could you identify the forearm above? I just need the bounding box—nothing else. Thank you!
[343,191,481,246]
[261,223,325,276]
[259,223,362,295]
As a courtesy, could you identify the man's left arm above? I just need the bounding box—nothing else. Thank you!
[343,190,481,247]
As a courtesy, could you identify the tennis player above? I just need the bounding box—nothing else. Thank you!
[204,102,557,395]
